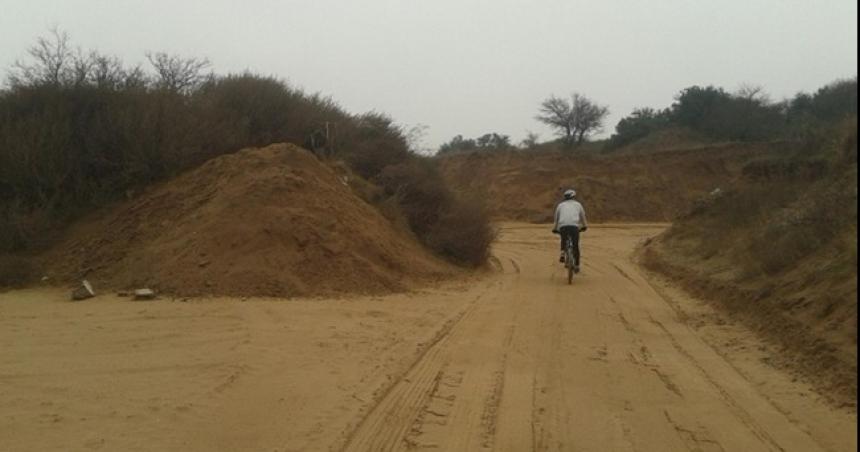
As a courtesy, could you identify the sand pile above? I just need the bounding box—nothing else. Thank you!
[43,144,453,297]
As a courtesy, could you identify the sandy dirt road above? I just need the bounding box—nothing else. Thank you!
[1,224,855,451]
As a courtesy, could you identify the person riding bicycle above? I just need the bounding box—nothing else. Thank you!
[552,189,588,272]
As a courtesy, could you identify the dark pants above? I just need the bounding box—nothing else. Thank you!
[559,225,581,266]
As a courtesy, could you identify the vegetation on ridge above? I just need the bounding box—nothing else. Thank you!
[0,29,493,271]
[642,118,858,402]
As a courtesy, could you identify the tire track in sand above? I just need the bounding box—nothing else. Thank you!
[340,258,519,451]
[339,295,481,451]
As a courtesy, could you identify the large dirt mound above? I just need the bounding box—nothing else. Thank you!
[438,142,784,222]
[43,144,453,297]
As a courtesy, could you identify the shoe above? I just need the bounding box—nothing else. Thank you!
[574,265,581,274]
[559,254,565,263]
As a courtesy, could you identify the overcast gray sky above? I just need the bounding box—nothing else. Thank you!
[1,0,857,149]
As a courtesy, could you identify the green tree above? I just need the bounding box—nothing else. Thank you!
[670,85,731,130]
[437,134,477,154]
[607,107,671,148]
[809,78,857,121]
[476,132,511,149]
[671,85,784,141]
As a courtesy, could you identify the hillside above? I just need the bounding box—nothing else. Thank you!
[642,124,858,404]
[603,127,713,155]
[438,141,785,222]
[39,144,453,297]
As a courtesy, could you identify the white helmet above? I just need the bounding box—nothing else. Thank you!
[563,189,576,199]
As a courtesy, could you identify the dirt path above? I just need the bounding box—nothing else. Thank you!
[1,224,855,451]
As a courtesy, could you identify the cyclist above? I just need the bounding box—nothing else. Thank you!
[552,188,588,272]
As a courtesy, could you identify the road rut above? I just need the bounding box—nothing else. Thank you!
[339,224,856,452]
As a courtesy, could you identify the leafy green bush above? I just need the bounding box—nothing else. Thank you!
[671,85,785,141]
[807,78,858,122]
[608,78,857,149]
[437,132,512,154]
[606,107,671,149]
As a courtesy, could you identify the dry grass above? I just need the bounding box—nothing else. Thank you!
[645,119,858,404]
[673,121,857,279]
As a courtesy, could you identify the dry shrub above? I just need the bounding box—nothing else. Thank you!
[0,34,492,267]
[373,194,413,233]
[0,211,26,254]
[670,121,858,278]
[376,160,450,235]
[426,197,497,266]
[341,112,411,179]
[376,158,495,266]
[840,117,858,162]
[0,255,37,287]
[750,223,826,275]
[0,73,410,254]
[0,202,53,253]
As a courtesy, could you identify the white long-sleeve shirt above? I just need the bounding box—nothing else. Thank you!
[553,199,587,229]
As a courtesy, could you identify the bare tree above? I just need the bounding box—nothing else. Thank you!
[146,52,211,94]
[8,27,73,87]
[536,95,573,140]
[121,65,149,89]
[6,29,143,90]
[536,93,609,145]
[737,83,770,104]
[83,52,149,89]
[405,123,432,155]
[88,53,122,88]
[69,49,95,87]
[571,94,610,143]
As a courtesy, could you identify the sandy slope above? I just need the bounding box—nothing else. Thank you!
[1,224,855,451]
[438,143,783,222]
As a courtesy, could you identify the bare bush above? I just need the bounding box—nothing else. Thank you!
[376,159,451,235]
[426,196,497,266]
[376,159,495,266]
[146,52,211,94]
[342,112,411,179]
[8,27,73,87]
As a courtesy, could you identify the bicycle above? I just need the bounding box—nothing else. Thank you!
[564,234,576,284]
[553,226,586,285]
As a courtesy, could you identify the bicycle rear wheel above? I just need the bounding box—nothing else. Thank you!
[566,247,574,284]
